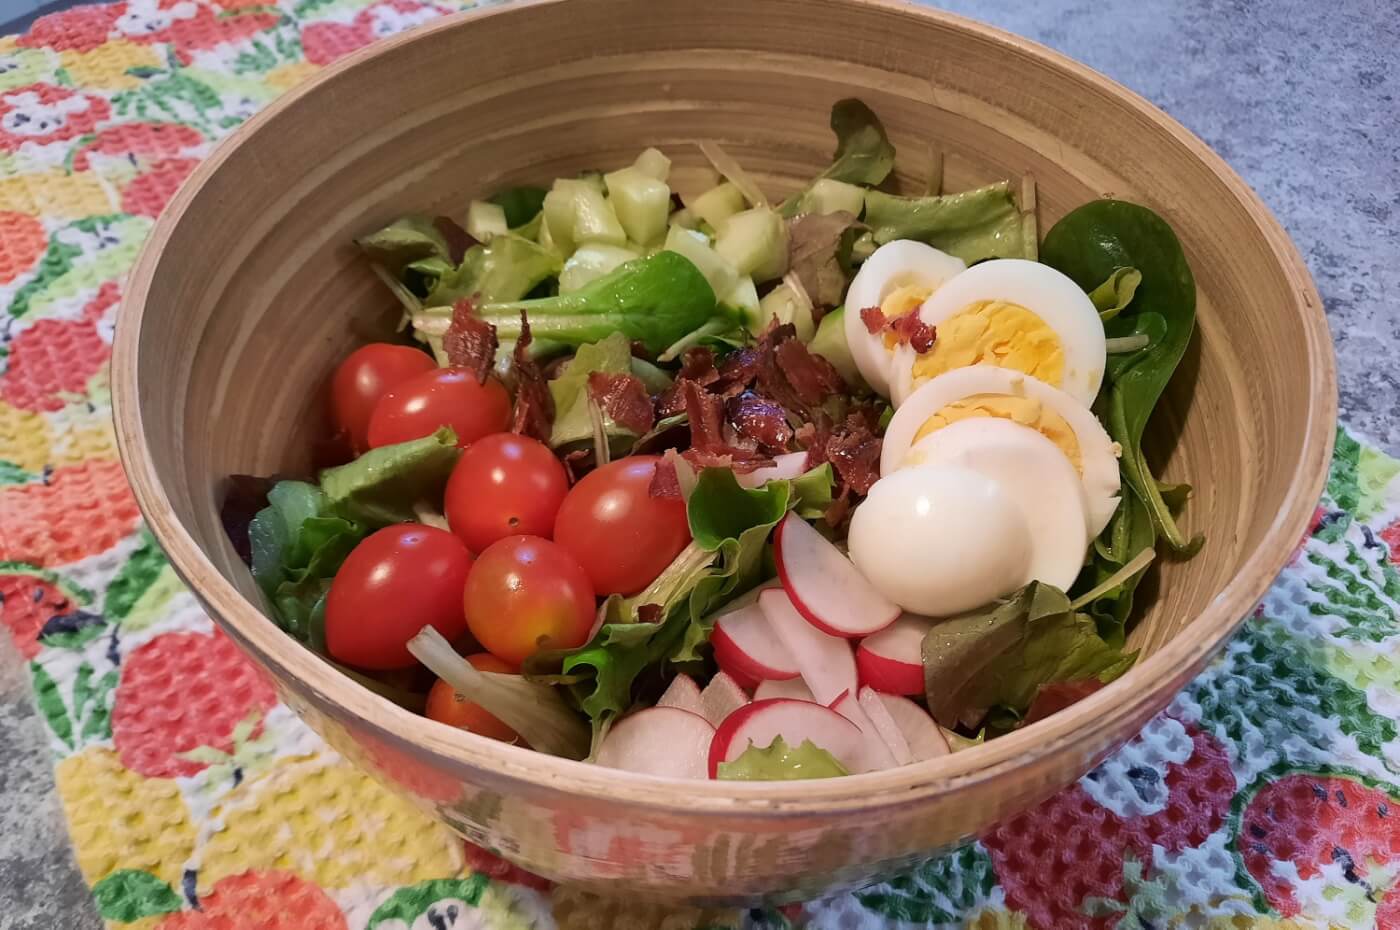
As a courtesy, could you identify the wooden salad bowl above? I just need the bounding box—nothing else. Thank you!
[112,0,1335,903]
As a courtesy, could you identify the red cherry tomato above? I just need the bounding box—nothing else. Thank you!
[330,343,435,452]
[366,367,511,449]
[445,433,569,553]
[325,524,473,670]
[464,536,595,666]
[425,653,527,745]
[552,455,691,596]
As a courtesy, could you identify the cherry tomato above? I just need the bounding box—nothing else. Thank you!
[552,455,691,596]
[445,433,569,553]
[366,367,512,449]
[464,536,595,665]
[325,524,473,670]
[425,653,527,745]
[330,343,436,452]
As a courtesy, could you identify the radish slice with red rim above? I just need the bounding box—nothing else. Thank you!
[594,707,714,778]
[832,690,898,770]
[699,671,749,727]
[774,513,900,638]
[657,674,703,716]
[877,693,950,761]
[708,698,867,777]
[758,588,857,706]
[856,613,932,695]
[711,600,800,688]
[754,678,816,702]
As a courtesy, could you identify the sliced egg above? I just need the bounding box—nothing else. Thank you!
[881,366,1121,536]
[843,240,966,397]
[890,258,1105,407]
[909,417,1091,593]
[848,463,1032,617]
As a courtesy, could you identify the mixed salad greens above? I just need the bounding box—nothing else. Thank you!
[223,99,1200,781]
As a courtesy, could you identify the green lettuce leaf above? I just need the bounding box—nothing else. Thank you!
[785,211,864,309]
[779,99,896,217]
[863,182,1035,263]
[1042,200,1200,555]
[1088,266,1142,322]
[425,233,561,307]
[547,333,638,449]
[355,215,450,273]
[319,427,460,527]
[922,581,1136,729]
[717,736,849,781]
[248,480,366,642]
[489,185,549,228]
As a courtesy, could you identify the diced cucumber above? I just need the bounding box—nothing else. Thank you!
[797,178,866,217]
[465,200,508,241]
[559,243,641,294]
[633,147,672,182]
[663,225,740,298]
[722,276,761,330]
[809,306,865,388]
[714,207,788,281]
[545,179,627,250]
[688,182,748,228]
[535,209,561,255]
[850,230,877,264]
[604,166,671,247]
[669,207,701,231]
[758,282,816,341]
[576,171,607,195]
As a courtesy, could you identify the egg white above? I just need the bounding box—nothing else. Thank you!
[890,258,1105,407]
[843,240,965,397]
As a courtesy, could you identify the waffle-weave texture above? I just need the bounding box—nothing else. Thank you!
[0,2,1397,927]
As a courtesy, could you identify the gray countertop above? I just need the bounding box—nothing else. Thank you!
[1,1,1397,925]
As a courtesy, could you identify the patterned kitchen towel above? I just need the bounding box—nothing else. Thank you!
[1,2,1397,928]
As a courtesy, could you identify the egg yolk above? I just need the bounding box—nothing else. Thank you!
[878,284,933,349]
[912,394,1083,472]
[909,300,1064,386]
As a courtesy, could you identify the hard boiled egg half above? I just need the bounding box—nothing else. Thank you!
[890,258,1106,407]
[843,240,965,397]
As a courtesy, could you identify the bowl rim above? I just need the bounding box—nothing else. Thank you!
[112,0,1336,815]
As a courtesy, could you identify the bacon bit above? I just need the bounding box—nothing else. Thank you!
[726,392,793,453]
[561,447,592,484]
[587,372,655,435]
[681,448,772,474]
[678,346,720,385]
[825,417,881,495]
[649,458,682,499]
[773,336,845,407]
[715,344,762,392]
[637,604,664,623]
[443,299,498,383]
[433,215,476,265]
[860,305,887,334]
[682,379,727,452]
[858,304,936,352]
[509,313,554,442]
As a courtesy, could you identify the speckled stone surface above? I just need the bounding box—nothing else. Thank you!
[0,0,1395,923]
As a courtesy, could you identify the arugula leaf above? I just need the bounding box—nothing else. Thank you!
[248,480,365,642]
[1088,266,1142,322]
[1041,200,1201,554]
[319,427,460,527]
[488,185,549,228]
[425,233,561,307]
[922,581,1136,729]
[862,182,1035,263]
[547,333,637,449]
[355,215,451,273]
[786,211,864,309]
[717,736,849,780]
[778,99,896,217]
[481,251,735,356]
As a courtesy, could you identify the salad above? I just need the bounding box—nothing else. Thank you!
[223,99,1202,781]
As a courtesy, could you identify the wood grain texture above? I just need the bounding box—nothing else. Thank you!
[110,0,1336,903]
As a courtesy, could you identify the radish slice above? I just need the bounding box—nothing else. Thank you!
[699,671,749,727]
[877,694,951,761]
[856,613,932,695]
[831,691,898,770]
[736,451,810,489]
[754,678,816,702]
[774,513,900,638]
[858,686,913,765]
[708,698,867,777]
[759,588,857,706]
[711,601,800,689]
[657,674,703,715]
[594,707,714,778]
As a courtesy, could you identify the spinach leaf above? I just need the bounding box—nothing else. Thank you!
[319,427,460,527]
[481,251,736,356]
[1041,200,1201,554]
[489,185,549,228]
[778,99,896,217]
[863,182,1036,263]
[717,736,849,781]
[922,581,1136,729]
